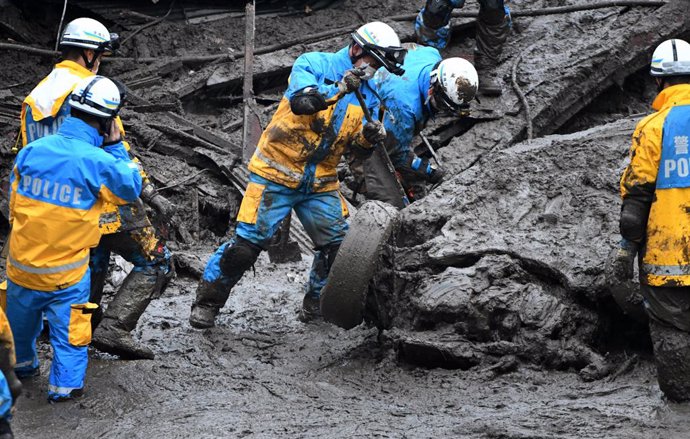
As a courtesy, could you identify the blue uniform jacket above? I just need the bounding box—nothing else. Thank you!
[374,44,442,167]
[8,117,142,291]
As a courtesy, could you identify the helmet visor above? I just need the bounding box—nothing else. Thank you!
[366,45,407,76]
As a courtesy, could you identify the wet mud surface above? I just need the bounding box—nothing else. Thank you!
[11,254,690,439]
[1,0,690,437]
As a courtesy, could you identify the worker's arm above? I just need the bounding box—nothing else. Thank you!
[619,118,661,243]
[287,53,343,115]
[98,125,143,205]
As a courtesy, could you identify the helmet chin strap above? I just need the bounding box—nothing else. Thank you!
[80,49,98,71]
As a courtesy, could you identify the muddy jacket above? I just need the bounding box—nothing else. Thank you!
[8,116,142,291]
[248,47,379,192]
[620,84,690,286]
[374,44,440,168]
[20,60,150,234]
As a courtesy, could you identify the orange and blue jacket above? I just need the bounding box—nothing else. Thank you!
[8,116,142,291]
[248,46,380,193]
[621,84,690,286]
[20,60,149,234]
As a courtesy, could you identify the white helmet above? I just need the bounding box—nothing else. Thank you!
[352,22,406,75]
[59,17,119,53]
[651,39,690,77]
[69,76,124,118]
[430,57,479,110]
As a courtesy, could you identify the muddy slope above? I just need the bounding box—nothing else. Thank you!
[376,118,647,377]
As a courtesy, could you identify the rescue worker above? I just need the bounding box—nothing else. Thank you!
[189,22,406,327]
[19,18,174,360]
[612,39,690,401]
[415,0,510,96]
[7,76,142,401]
[359,44,478,206]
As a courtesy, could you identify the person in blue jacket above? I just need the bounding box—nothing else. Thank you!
[189,22,407,327]
[6,76,142,402]
[360,44,478,206]
[415,0,510,96]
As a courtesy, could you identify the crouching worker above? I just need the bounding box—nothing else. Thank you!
[189,22,406,326]
[5,76,141,402]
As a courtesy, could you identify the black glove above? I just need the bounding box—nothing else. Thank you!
[362,120,386,145]
[337,69,364,94]
[610,239,639,281]
[422,0,455,29]
[290,87,328,115]
[428,166,445,184]
[620,197,651,243]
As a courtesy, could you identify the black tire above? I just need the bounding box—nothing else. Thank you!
[320,201,400,329]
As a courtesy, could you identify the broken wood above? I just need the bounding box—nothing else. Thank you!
[241,0,262,164]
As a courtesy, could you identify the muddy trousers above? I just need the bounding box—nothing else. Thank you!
[194,173,349,313]
[640,284,690,401]
[6,272,92,401]
[415,0,509,54]
[89,227,172,333]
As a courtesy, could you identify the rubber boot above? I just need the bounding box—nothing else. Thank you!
[189,280,230,329]
[298,294,321,323]
[0,418,13,439]
[91,270,157,360]
[298,243,341,323]
[475,7,509,96]
[649,319,690,402]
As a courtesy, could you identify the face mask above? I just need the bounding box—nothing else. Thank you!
[359,63,378,81]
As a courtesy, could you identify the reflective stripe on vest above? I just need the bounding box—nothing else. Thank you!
[642,263,690,277]
[9,254,89,275]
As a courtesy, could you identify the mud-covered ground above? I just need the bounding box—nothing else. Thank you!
[2,0,690,437]
[12,253,690,439]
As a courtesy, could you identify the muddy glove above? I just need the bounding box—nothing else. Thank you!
[0,346,21,405]
[611,239,639,281]
[337,69,364,94]
[141,184,176,219]
[428,166,445,184]
[362,120,386,145]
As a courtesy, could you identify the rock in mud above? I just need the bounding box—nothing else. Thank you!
[377,118,642,378]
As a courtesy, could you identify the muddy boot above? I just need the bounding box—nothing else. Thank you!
[649,319,690,402]
[298,293,321,323]
[189,280,227,329]
[189,278,240,329]
[475,5,510,97]
[190,239,260,329]
[91,270,158,360]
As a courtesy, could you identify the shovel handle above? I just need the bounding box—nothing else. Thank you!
[352,88,409,207]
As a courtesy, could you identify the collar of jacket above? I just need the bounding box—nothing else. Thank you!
[57,116,104,147]
[652,83,690,111]
[54,59,93,76]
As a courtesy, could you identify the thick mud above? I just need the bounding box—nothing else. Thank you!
[2,0,690,437]
[12,254,690,439]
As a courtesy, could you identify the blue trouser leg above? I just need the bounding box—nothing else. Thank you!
[294,190,349,300]
[195,174,294,310]
[6,283,42,377]
[7,272,91,400]
[45,271,90,399]
[0,373,12,419]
